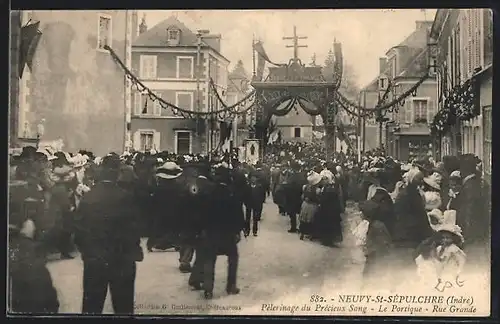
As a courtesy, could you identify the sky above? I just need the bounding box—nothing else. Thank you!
[139,9,436,88]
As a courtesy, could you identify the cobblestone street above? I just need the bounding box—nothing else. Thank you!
[47,198,366,315]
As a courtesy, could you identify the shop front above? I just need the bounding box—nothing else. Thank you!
[390,128,432,162]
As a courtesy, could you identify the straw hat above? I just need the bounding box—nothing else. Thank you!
[156,161,183,179]
[319,169,335,184]
[306,171,322,186]
[449,170,461,179]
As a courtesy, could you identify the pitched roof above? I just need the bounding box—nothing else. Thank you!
[362,23,430,91]
[133,16,198,47]
[133,16,229,62]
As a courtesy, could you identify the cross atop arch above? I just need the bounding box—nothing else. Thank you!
[283,26,308,64]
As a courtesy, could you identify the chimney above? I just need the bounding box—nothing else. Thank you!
[203,34,221,52]
[379,57,387,74]
[139,14,148,34]
[415,20,433,31]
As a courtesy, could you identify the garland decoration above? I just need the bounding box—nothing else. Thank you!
[104,45,256,119]
[336,69,430,118]
[430,72,480,135]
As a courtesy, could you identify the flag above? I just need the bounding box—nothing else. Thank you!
[19,21,41,78]
[333,42,343,73]
[26,31,42,71]
[253,40,271,62]
[253,41,266,81]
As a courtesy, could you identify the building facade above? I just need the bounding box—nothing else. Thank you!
[360,20,438,161]
[272,102,314,143]
[10,10,133,155]
[430,9,492,181]
[130,16,230,155]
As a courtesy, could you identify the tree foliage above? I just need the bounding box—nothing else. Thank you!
[321,48,360,125]
[321,49,360,102]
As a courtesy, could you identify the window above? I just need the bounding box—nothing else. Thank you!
[294,127,301,138]
[176,56,194,79]
[140,132,154,151]
[175,131,192,154]
[139,55,157,79]
[167,28,180,44]
[134,92,161,116]
[175,92,194,111]
[412,99,428,123]
[97,14,112,50]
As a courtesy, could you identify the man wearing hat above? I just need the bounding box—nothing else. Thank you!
[147,161,185,254]
[74,154,143,314]
[198,163,244,299]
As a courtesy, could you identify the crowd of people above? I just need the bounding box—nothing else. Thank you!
[8,141,490,314]
[265,141,489,292]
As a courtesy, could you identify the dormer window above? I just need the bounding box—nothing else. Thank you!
[167,27,180,45]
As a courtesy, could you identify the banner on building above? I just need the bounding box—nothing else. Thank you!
[245,139,260,165]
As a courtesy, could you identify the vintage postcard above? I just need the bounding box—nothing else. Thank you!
[8,8,492,317]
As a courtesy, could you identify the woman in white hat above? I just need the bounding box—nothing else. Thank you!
[422,172,443,210]
[315,169,344,246]
[298,171,322,240]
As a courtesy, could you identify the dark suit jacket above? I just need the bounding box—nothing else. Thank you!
[74,181,143,263]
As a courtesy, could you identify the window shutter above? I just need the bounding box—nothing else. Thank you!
[134,93,141,115]
[154,92,162,115]
[405,101,411,123]
[427,99,434,123]
[475,10,481,69]
[139,56,145,79]
[153,131,161,151]
[133,131,140,151]
[151,56,157,79]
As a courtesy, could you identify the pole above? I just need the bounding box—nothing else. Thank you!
[357,95,362,163]
[379,119,383,149]
[362,91,366,153]
[252,36,256,79]
[196,34,201,154]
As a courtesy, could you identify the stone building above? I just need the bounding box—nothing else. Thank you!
[430,9,492,181]
[360,20,438,161]
[130,15,230,154]
[10,10,135,155]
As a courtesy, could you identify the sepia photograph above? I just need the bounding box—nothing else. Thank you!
[8,8,492,317]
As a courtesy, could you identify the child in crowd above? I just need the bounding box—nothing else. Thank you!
[414,210,466,291]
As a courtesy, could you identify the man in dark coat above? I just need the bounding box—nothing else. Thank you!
[199,164,244,299]
[244,172,266,236]
[457,154,485,243]
[74,155,143,314]
[187,171,216,291]
[147,161,184,254]
[284,163,306,233]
